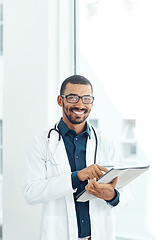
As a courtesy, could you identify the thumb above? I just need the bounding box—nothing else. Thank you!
[110,176,119,188]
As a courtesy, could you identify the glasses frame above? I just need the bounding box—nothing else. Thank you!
[61,94,94,104]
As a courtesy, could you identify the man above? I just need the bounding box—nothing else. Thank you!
[23,75,131,240]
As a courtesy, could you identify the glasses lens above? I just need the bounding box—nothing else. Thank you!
[67,95,79,103]
[82,96,93,104]
[65,95,94,104]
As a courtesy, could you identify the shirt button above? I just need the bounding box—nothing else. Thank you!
[76,156,78,159]
[75,137,78,141]
[82,220,84,223]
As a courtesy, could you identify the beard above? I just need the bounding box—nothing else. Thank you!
[62,103,90,125]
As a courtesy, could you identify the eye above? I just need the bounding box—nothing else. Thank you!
[67,95,78,102]
[83,96,92,103]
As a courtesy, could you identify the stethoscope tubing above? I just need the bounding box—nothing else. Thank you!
[47,124,61,141]
[47,123,97,164]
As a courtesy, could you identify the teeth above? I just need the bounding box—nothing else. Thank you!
[73,110,85,115]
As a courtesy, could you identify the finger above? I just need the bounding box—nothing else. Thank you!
[87,164,107,180]
[86,179,97,190]
[87,171,97,180]
[110,176,119,188]
[97,164,108,173]
[88,179,100,193]
[87,179,95,188]
[86,187,97,196]
[93,165,106,179]
[87,165,102,180]
[85,182,98,195]
[92,178,99,189]
[85,180,93,192]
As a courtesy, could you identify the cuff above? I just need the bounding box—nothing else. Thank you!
[105,189,120,207]
[71,171,81,190]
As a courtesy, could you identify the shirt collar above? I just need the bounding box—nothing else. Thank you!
[58,118,91,139]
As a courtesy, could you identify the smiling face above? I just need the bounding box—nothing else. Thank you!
[57,83,93,132]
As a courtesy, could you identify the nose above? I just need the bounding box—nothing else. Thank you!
[75,97,84,108]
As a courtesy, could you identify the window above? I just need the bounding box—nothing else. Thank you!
[121,119,136,159]
[0,120,2,174]
[0,2,3,239]
[0,4,3,56]
[75,0,160,239]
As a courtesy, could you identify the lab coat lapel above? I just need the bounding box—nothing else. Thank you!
[86,128,96,167]
[48,125,97,172]
[49,133,71,174]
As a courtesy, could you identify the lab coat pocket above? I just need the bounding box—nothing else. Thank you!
[42,216,69,240]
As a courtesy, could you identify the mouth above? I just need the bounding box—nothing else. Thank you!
[70,108,88,116]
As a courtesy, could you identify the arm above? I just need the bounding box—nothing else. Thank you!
[71,164,108,190]
[72,164,119,206]
[23,136,74,205]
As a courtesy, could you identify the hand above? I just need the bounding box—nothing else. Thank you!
[77,164,108,182]
[85,177,119,201]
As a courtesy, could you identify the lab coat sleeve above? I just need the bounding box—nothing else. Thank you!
[23,135,74,205]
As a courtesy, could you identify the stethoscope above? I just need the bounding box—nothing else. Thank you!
[47,123,98,164]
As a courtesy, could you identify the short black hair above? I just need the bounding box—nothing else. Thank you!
[60,75,93,95]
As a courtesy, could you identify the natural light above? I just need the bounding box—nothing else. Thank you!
[77,0,160,239]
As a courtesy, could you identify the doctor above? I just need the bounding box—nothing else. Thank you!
[23,75,131,240]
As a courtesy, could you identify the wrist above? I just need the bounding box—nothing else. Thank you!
[77,170,84,182]
[71,171,81,189]
[105,189,116,202]
[105,189,120,207]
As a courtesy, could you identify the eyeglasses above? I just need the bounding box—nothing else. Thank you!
[61,94,94,104]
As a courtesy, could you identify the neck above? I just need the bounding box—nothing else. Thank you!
[62,117,86,135]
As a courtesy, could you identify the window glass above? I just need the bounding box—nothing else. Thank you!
[76,0,160,239]
[0,4,3,55]
[0,2,3,238]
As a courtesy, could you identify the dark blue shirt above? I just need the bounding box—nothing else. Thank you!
[58,118,119,238]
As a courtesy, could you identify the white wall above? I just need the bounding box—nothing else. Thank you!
[0,57,3,119]
[3,0,74,239]
[3,0,49,239]
[48,0,74,125]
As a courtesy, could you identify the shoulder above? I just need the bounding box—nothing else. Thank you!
[29,125,55,147]
[90,125,114,145]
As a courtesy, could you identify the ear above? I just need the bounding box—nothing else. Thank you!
[57,95,63,107]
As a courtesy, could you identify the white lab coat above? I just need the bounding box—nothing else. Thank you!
[23,124,132,240]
